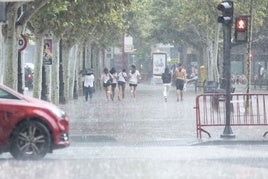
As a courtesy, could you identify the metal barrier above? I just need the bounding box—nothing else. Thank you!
[195,93,268,138]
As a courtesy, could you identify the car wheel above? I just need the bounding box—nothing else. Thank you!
[10,120,51,160]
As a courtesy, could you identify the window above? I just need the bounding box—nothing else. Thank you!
[0,88,19,100]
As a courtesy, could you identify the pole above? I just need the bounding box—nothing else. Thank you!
[221,22,235,138]
[59,39,65,104]
[17,51,23,94]
[245,0,253,109]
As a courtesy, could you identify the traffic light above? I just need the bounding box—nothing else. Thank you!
[234,16,248,42]
[217,1,233,25]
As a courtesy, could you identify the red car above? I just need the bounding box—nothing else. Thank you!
[0,84,69,160]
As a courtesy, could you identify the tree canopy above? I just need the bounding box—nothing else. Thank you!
[1,0,268,96]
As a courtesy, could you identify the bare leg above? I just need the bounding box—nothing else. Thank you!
[122,85,125,99]
[133,86,136,98]
[111,87,115,101]
[106,86,112,100]
[130,86,134,97]
[118,85,122,100]
[176,89,180,101]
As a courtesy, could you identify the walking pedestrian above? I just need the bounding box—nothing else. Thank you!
[128,64,141,98]
[174,63,186,101]
[117,68,128,101]
[100,68,113,100]
[83,70,95,102]
[161,67,172,102]
[110,67,117,101]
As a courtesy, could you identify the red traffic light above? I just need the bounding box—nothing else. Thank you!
[234,16,248,43]
[235,17,247,32]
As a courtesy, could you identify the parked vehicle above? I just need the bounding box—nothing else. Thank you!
[0,84,69,160]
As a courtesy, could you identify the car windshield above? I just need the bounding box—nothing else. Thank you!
[0,88,19,100]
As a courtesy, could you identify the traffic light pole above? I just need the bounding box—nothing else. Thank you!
[221,22,235,138]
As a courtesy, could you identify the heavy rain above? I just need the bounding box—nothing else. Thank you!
[1,0,268,178]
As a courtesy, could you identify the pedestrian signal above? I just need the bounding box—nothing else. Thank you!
[235,17,247,31]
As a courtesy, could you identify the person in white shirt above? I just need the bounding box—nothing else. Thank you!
[128,65,141,98]
[83,71,95,102]
[117,68,128,100]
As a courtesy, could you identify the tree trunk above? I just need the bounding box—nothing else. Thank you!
[61,43,71,103]
[0,25,4,83]
[94,45,102,91]
[51,35,60,104]
[85,42,92,68]
[33,35,43,98]
[76,43,83,96]
[68,45,78,99]
[211,24,220,82]
[4,7,17,89]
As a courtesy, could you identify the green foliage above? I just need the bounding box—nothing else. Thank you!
[29,0,131,47]
[25,0,268,54]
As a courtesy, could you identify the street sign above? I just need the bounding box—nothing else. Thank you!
[18,34,27,51]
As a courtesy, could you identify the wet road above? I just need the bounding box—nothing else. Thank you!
[65,83,197,143]
[1,142,268,179]
[2,83,268,178]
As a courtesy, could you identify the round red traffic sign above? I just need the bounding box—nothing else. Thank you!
[18,34,27,51]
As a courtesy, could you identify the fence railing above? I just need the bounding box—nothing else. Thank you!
[195,93,268,138]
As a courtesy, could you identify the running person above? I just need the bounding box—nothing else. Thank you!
[128,65,141,98]
[110,67,117,101]
[100,68,113,100]
[117,68,128,101]
[174,63,186,101]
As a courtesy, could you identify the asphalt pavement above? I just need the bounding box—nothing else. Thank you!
[2,82,268,179]
[60,81,268,145]
[61,82,198,144]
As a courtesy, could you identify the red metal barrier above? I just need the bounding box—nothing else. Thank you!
[195,93,268,138]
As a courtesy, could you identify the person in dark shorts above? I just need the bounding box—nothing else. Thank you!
[117,68,128,100]
[100,68,113,100]
[174,63,186,101]
[128,65,141,98]
[110,67,117,101]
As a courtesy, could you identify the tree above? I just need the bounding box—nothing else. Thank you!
[27,0,131,102]
[1,1,48,90]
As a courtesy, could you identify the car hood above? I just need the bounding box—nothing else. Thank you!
[0,84,61,111]
[21,95,66,119]
[23,95,59,109]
